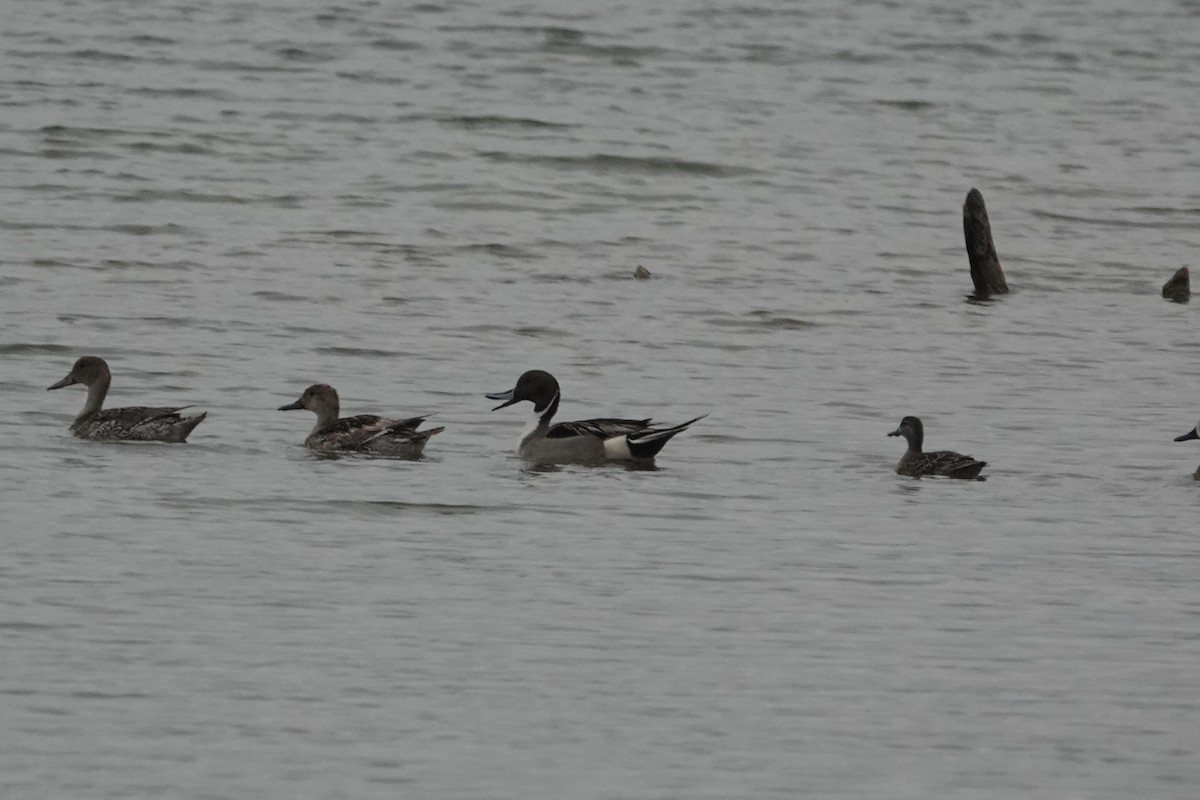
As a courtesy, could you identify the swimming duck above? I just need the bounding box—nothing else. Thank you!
[1173,422,1200,479]
[279,383,443,457]
[485,369,704,464]
[47,356,207,442]
[888,416,987,479]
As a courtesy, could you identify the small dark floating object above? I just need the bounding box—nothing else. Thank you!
[888,416,987,480]
[1162,266,1190,303]
[633,265,651,280]
[963,188,1008,300]
[1173,421,1200,479]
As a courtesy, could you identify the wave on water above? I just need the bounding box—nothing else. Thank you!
[480,151,753,177]
[162,496,508,518]
[0,342,75,355]
[313,346,399,358]
[436,114,575,130]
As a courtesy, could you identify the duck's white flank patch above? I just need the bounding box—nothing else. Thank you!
[603,434,632,460]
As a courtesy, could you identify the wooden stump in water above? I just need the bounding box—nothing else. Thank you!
[963,188,1009,300]
[1162,266,1190,303]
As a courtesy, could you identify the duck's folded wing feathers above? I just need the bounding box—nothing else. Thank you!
[546,418,652,440]
[310,414,391,448]
[360,416,440,446]
[97,405,196,425]
[384,415,429,434]
[923,450,986,477]
[318,414,384,435]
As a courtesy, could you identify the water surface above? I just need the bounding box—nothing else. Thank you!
[3,1,1200,797]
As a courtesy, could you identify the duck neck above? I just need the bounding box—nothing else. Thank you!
[906,429,923,455]
[536,392,559,428]
[520,393,559,446]
[311,403,340,434]
[78,374,110,421]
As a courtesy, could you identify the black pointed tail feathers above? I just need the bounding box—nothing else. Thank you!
[626,415,706,460]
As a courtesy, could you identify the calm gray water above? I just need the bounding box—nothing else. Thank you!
[3,0,1200,797]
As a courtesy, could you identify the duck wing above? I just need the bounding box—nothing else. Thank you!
[359,416,442,446]
[921,449,987,479]
[321,414,384,434]
[546,417,651,440]
[309,414,391,449]
[80,405,204,441]
[93,405,193,423]
[382,415,430,435]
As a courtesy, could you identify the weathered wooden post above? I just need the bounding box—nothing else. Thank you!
[963,188,1009,300]
[1162,266,1189,303]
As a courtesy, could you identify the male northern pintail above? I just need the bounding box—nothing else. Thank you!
[47,356,207,442]
[279,383,443,457]
[485,369,704,464]
[888,416,987,479]
[1173,422,1200,479]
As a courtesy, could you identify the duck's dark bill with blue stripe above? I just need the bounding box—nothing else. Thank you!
[485,388,518,410]
[1175,427,1200,442]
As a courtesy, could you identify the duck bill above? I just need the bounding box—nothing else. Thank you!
[1175,427,1200,442]
[887,428,902,437]
[485,388,518,411]
[47,374,77,391]
[278,399,305,411]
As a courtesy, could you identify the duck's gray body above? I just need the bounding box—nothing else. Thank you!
[487,370,703,465]
[519,414,659,463]
[305,413,440,457]
[72,405,207,442]
[888,416,986,480]
[47,356,206,442]
[280,384,442,457]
